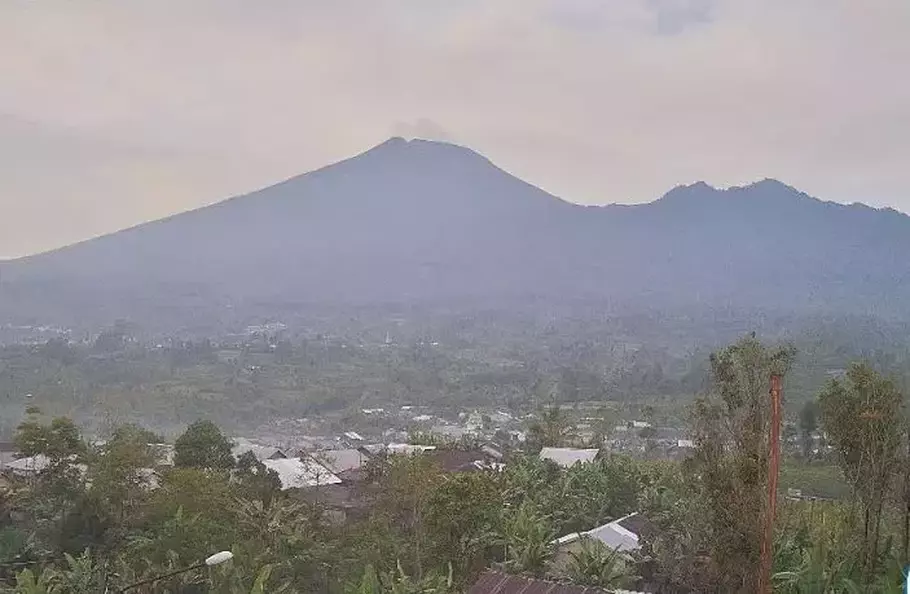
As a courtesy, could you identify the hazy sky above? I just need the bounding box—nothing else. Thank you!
[1,0,908,258]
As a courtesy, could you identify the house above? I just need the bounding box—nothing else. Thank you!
[429,449,504,473]
[386,443,436,455]
[262,457,341,490]
[3,454,89,479]
[539,447,599,468]
[469,570,631,594]
[232,439,287,462]
[429,424,468,440]
[149,443,175,466]
[312,449,370,482]
[465,411,484,432]
[4,454,51,475]
[553,512,655,568]
[481,444,504,461]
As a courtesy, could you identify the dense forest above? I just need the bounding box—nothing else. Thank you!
[2,336,910,592]
[3,308,910,438]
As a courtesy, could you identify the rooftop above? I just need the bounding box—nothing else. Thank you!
[262,458,341,490]
[555,512,652,553]
[312,449,368,474]
[539,447,599,468]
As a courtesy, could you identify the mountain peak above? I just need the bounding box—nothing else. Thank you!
[8,136,910,325]
[343,137,496,180]
[364,136,479,156]
[735,178,800,195]
[656,181,720,206]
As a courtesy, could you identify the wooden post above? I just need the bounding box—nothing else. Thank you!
[758,374,783,594]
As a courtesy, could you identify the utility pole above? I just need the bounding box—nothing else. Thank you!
[758,374,782,594]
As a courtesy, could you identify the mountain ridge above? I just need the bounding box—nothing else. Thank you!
[5,138,906,262]
[2,137,909,325]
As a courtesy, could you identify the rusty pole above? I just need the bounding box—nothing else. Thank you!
[758,374,783,594]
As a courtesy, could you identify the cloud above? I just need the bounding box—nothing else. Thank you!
[0,0,908,256]
[391,119,454,142]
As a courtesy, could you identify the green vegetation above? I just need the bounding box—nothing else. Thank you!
[3,310,910,438]
[4,335,910,592]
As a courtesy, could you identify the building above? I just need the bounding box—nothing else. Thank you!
[552,512,655,571]
[539,447,599,468]
[262,458,341,490]
[429,449,504,473]
[232,438,287,462]
[312,449,370,482]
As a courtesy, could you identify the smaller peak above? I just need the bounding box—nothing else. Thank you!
[374,136,409,149]
[658,181,720,202]
[734,178,798,194]
[687,181,717,191]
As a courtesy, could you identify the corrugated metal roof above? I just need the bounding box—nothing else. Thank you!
[232,439,286,461]
[555,512,649,552]
[539,447,599,468]
[5,454,51,473]
[313,449,367,474]
[262,458,341,489]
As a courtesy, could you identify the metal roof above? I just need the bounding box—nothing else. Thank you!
[262,458,341,490]
[539,447,599,467]
[312,449,367,474]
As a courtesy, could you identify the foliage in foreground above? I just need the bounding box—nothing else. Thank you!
[5,336,910,593]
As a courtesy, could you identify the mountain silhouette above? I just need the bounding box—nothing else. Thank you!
[2,138,909,325]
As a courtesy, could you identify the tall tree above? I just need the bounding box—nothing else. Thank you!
[174,420,234,470]
[14,415,90,554]
[15,415,87,465]
[818,363,902,578]
[688,335,795,593]
[234,451,281,506]
[526,406,575,451]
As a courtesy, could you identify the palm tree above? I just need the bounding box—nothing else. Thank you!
[501,501,557,576]
[564,538,633,590]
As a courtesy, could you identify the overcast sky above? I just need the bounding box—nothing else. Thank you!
[1,0,908,258]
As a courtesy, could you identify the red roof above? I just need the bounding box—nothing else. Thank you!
[468,571,609,594]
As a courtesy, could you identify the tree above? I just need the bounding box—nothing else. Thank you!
[88,423,159,538]
[15,416,87,464]
[109,423,164,445]
[526,406,575,451]
[174,420,234,469]
[501,501,556,576]
[563,539,632,590]
[424,472,502,580]
[370,453,444,580]
[818,363,902,578]
[13,415,89,551]
[798,401,818,459]
[687,335,795,592]
[234,451,281,505]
